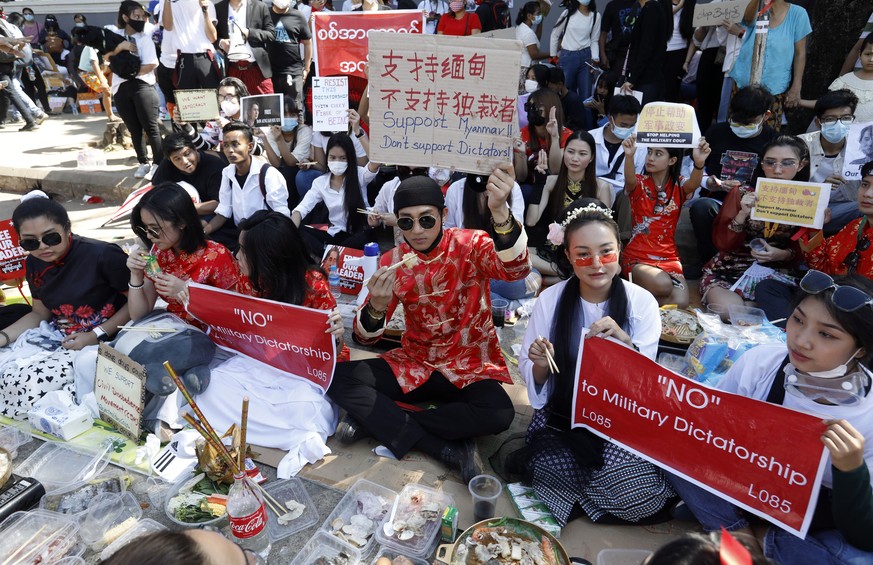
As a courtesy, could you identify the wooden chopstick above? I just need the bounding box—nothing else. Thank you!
[538,335,560,373]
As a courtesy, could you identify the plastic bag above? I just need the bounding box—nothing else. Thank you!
[685,310,786,386]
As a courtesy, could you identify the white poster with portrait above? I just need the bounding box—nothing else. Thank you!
[842,122,873,180]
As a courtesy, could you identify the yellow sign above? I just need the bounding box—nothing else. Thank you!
[750,178,830,229]
[635,102,700,148]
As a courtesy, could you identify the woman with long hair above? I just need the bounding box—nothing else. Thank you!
[257,95,312,205]
[526,130,612,283]
[194,210,345,455]
[126,182,242,327]
[516,1,549,89]
[520,198,674,526]
[514,88,573,199]
[110,0,162,180]
[291,127,380,254]
[701,135,809,315]
[436,0,481,36]
[549,0,601,98]
[670,272,873,562]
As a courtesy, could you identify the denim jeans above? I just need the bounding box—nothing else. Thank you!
[559,47,593,99]
[295,168,322,199]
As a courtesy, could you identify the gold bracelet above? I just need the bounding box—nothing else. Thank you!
[367,303,388,320]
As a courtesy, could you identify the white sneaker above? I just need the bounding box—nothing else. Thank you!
[133,163,151,178]
[144,163,158,180]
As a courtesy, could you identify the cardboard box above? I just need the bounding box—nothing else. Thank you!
[27,403,93,441]
[78,93,103,114]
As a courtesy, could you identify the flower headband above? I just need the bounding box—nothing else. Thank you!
[546,203,613,246]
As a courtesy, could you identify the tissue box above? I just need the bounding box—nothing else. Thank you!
[28,404,93,441]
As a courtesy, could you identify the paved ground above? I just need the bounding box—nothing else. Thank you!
[0,116,701,563]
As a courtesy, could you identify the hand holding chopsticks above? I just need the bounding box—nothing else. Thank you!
[533,335,559,374]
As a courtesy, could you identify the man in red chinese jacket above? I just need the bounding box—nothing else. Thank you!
[327,164,531,481]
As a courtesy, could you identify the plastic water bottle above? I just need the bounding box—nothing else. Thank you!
[226,473,271,559]
[357,242,380,307]
[329,265,341,300]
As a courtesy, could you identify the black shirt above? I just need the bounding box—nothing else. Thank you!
[626,1,667,87]
[601,0,639,57]
[700,122,779,200]
[151,150,227,206]
[268,9,311,75]
[561,89,588,132]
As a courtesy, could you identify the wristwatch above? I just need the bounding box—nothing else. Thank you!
[355,129,365,138]
[92,325,111,342]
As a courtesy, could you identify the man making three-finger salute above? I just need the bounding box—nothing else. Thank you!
[327,163,531,481]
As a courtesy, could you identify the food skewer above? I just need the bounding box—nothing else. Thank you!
[3,525,47,565]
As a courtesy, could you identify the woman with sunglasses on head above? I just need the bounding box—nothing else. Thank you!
[126,183,242,328]
[757,161,873,326]
[194,210,345,458]
[520,199,674,527]
[620,134,710,308]
[670,271,873,563]
[700,136,809,317]
[0,194,130,418]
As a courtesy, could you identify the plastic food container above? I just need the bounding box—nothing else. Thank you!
[0,509,82,564]
[78,492,143,551]
[263,478,318,542]
[16,442,110,493]
[320,479,397,555]
[39,470,129,517]
[371,546,429,565]
[54,558,86,565]
[290,530,362,565]
[100,518,167,560]
[374,484,454,559]
[597,549,653,565]
[0,423,32,458]
[164,472,227,527]
[728,305,766,327]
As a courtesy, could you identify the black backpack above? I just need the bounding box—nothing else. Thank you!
[476,0,511,32]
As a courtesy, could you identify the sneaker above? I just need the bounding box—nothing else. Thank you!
[19,122,38,132]
[144,163,158,180]
[133,163,151,178]
[33,111,48,125]
[336,414,370,444]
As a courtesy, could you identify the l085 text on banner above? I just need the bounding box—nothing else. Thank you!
[571,337,828,537]
[186,283,336,393]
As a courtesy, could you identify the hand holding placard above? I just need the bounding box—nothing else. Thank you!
[175,89,220,122]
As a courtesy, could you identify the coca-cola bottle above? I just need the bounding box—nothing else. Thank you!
[227,472,271,559]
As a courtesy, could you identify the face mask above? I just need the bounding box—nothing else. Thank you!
[328,161,348,176]
[128,19,146,33]
[527,111,546,127]
[802,349,863,379]
[532,14,542,25]
[273,0,292,10]
[281,117,298,132]
[75,22,85,28]
[730,120,763,139]
[24,14,34,21]
[524,80,539,94]
[220,100,240,117]
[610,119,634,141]
[449,1,464,12]
[579,0,591,5]
[429,167,451,186]
[820,120,850,144]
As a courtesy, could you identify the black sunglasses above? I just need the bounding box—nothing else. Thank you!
[396,215,438,231]
[842,236,871,274]
[19,231,63,251]
[134,225,164,239]
[799,270,873,312]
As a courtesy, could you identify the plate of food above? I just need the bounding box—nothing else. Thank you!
[659,305,702,344]
[436,517,570,565]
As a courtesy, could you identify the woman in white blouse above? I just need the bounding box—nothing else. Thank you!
[516,2,550,91]
[549,0,601,99]
[519,198,673,526]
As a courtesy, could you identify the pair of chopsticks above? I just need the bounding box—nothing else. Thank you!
[2,526,47,565]
[538,335,560,374]
[356,208,380,216]
[165,362,286,518]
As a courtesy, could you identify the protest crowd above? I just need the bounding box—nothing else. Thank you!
[0,0,873,563]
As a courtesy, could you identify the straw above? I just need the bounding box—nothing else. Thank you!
[238,397,249,472]
[3,525,47,565]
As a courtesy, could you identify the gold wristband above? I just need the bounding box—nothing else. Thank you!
[367,303,387,320]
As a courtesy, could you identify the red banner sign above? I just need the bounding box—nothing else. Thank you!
[572,338,829,537]
[312,11,424,78]
[0,219,27,281]
[186,283,336,393]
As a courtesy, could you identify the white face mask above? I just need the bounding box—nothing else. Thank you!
[804,348,863,379]
[220,100,240,117]
[429,167,450,186]
[524,79,539,94]
[328,161,348,176]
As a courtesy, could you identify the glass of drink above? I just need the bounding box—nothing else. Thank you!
[468,474,502,522]
[491,298,509,328]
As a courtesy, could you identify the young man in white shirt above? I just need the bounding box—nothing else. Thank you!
[161,0,221,90]
[205,122,291,242]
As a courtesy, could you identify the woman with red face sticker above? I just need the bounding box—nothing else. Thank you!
[519,198,670,527]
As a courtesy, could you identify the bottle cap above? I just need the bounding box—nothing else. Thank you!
[364,242,380,256]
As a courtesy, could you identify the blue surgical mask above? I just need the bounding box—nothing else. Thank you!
[532,14,542,25]
[730,120,763,139]
[579,0,591,5]
[24,14,34,21]
[281,117,298,132]
[820,120,850,144]
[611,119,634,141]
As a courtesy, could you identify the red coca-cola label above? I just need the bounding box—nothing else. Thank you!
[229,504,267,539]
